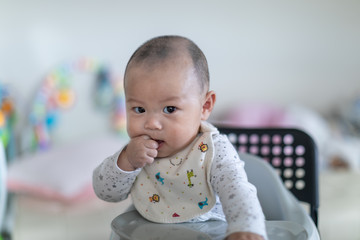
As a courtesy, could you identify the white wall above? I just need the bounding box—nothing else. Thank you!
[1,0,359,144]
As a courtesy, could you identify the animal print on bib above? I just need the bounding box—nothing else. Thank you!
[131,122,218,223]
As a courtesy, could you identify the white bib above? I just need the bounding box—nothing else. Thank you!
[131,122,218,223]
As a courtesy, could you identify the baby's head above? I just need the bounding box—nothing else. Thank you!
[124,35,216,158]
[124,35,209,96]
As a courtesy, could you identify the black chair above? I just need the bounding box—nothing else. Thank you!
[218,127,319,226]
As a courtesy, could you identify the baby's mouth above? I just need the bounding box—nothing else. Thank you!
[155,140,164,149]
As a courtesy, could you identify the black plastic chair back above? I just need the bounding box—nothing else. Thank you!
[218,127,319,226]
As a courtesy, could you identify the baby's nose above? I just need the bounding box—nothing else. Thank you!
[144,115,162,130]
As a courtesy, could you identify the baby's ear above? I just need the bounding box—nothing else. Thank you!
[201,91,216,120]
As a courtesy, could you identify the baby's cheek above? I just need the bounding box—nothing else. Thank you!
[172,128,196,147]
[127,124,142,138]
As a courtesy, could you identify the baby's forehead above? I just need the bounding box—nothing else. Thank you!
[126,53,194,81]
[124,61,205,96]
[125,47,207,94]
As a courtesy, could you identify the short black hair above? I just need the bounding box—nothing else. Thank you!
[124,35,209,92]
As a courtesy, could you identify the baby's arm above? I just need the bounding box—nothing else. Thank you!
[226,232,264,240]
[93,135,158,202]
[92,149,140,202]
[211,135,267,240]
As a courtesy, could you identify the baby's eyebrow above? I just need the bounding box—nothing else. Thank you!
[126,98,143,104]
[161,96,181,102]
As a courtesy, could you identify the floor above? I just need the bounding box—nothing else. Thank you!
[318,170,360,240]
[9,170,360,240]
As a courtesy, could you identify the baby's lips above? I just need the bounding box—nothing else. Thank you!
[142,135,159,146]
[153,139,164,149]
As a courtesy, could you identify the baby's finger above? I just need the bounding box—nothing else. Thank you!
[141,135,151,140]
[144,139,159,149]
[147,148,158,159]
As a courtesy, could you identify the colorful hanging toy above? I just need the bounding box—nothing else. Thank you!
[29,58,126,152]
[0,83,17,161]
[0,83,16,150]
[94,67,127,135]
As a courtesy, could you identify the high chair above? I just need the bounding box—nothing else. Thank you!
[218,127,319,226]
[110,127,320,240]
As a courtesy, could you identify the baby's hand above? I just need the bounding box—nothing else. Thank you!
[118,135,158,171]
[226,232,264,240]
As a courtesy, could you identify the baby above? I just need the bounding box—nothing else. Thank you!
[93,35,267,240]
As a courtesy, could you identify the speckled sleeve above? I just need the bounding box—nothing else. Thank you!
[92,149,141,202]
[211,134,268,239]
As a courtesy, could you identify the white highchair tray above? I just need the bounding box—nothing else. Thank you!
[111,210,308,240]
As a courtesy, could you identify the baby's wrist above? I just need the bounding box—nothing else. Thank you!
[117,147,137,171]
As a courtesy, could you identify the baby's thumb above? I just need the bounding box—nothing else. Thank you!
[141,135,151,140]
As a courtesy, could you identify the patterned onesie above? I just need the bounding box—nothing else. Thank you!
[93,122,268,239]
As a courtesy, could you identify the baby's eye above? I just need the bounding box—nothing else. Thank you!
[163,106,177,114]
[133,107,145,114]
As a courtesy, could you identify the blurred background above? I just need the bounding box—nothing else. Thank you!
[0,0,359,239]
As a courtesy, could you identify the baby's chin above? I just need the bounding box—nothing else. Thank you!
[156,142,192,159]
[156,152,172,159]
[156,149,181,159]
